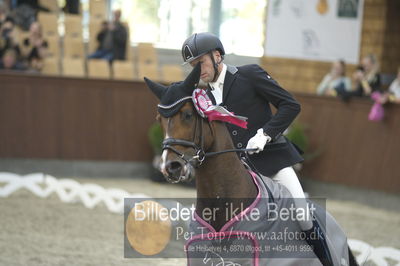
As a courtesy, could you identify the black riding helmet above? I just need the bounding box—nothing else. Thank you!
[182,32,225,82]
[181,32,225,64]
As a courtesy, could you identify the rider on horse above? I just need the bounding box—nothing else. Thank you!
[180,32,333,266]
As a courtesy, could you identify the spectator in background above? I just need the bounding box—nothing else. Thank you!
[0,2,10,28]
[88,20,113,61]
[337,54,382,101]
[0,48,26,70]
[386,67,400,104]
[88,10,127,62]
[0,16,21,58]
[109,9,127,60]
[317,60,351,96]
[352,54,381,96]
[63,0,80,14]
[10,0,45,30]
[11,0,49,12]
[21,21,48,71]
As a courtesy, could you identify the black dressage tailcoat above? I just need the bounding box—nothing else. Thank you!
[207,64,303,176]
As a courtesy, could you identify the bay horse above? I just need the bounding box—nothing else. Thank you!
[144,64,358,266]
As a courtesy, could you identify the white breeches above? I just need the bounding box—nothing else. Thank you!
[270,167,313,231]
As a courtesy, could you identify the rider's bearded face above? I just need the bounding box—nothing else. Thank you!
[190,51,221,83]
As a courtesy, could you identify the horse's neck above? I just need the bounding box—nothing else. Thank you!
[195,122,258,231]
[196,152,256,199]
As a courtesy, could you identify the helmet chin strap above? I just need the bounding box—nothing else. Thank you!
[209,51,221,82]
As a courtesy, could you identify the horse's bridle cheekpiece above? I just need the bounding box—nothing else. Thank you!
[144,63,256,183]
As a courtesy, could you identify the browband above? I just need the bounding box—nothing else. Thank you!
[157,96,192,109]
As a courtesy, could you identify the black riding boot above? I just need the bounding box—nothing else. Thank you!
[304,219,334,266]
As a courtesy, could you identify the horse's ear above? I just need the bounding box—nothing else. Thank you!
[183,63,201,94]
[144,77,167,100]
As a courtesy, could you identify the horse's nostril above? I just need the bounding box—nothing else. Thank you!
[166,161,183,175]
[168,161,182,171]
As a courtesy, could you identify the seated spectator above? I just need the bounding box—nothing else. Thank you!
[0,48,26,70]
[0,2,10,28]
[10,1,39,31]
[337,54,381,101]
[21,21,48,71]
[386,67,400,104]
[88,20,112,61]
[88,9,127,62]
[63,0,80,14]
[317,60,351,96]
[0,16,21,58]
[352,54,381,96]
[12,0,49,12]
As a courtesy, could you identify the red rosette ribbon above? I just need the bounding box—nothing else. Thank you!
[192,88,248,129]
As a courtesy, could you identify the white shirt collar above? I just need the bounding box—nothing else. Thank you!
[210,63,227,90]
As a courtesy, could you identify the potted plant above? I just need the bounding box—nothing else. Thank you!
[285,120,319,171]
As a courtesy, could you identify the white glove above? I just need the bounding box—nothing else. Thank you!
[246,128,272,154]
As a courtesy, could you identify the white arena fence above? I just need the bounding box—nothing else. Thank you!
[0,172,149,214]
[0,172,399,265]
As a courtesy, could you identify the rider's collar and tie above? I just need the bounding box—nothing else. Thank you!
[209,63,227,105]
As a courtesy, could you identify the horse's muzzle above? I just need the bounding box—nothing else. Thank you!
[163,160,195,183]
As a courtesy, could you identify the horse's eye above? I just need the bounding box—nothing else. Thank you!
[182,111,193,121]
